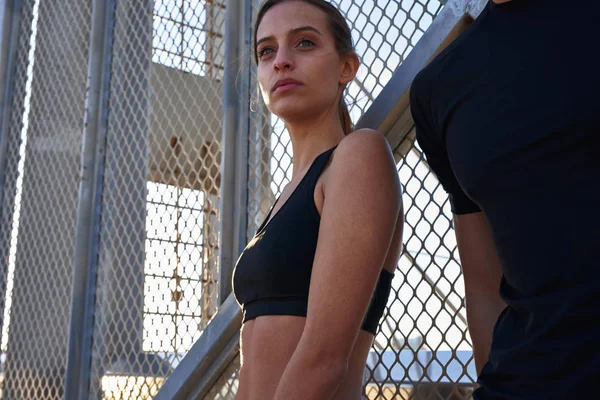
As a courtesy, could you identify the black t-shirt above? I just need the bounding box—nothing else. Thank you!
[410,0,600,398]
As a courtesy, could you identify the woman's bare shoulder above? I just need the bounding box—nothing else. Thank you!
[327,128,399,194]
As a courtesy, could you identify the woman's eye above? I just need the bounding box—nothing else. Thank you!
[258,47,275,58]
[298,39,315,48]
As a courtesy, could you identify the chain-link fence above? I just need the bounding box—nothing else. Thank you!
[0,0,227,398]
[88,0,226,398]
[0,0,91,398]
[363,133,475,399]
[0,0,480,399]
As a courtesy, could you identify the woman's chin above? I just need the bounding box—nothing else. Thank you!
[269,101,316,122]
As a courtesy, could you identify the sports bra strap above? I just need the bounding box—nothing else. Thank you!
[301,145,338,191]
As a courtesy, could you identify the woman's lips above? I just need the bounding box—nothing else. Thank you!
[273,79,302,93]
[274,82,302,93]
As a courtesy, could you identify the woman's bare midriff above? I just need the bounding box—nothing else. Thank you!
[236,315,375,400]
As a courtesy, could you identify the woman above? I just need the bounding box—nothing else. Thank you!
[232,1,403,399]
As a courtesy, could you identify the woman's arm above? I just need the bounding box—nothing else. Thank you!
[272,129,402,400]
[454,212,506,374]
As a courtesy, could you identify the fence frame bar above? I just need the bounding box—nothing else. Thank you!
[218,0,251,305]
[232,0,253,281]
[63,0,115,398]
[0,0,21,210]
[154,293,242,400]
[0,0,21,352]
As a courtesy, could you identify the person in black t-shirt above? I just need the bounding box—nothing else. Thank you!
[410,0,600,398]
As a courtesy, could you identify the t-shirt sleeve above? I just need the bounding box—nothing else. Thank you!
[409,73,481,215]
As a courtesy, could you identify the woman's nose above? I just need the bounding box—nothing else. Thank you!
[273,48,294,71]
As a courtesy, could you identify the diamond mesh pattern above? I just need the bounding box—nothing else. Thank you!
[0,0,37,396]
[363,132,476,399]
[0,0,37,357]
[88,0,226,398]
[0,0,92,398]
[203,356,240,400]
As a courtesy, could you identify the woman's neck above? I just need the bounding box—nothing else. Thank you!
[285,112,345,178]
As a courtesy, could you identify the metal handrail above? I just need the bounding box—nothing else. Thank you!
[154,293,242,400]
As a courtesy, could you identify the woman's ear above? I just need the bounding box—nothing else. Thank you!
[339,52,359,86]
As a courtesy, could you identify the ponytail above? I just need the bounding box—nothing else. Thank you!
[339,96,352,135]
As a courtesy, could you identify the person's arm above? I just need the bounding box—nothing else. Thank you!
[410,73,505,374]
[272,130,402,400]
[454,212,506,374]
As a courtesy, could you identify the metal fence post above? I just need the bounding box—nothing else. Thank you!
[233,0,252,281]
[90,0,153,380]
[0,0,21,345]
[218,0,251,305]
[0,0,20,209]
[63,0,114,398]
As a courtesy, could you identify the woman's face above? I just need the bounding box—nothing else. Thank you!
[256,1,350,121]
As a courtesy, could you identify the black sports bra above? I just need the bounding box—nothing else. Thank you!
[232,145,394,334]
